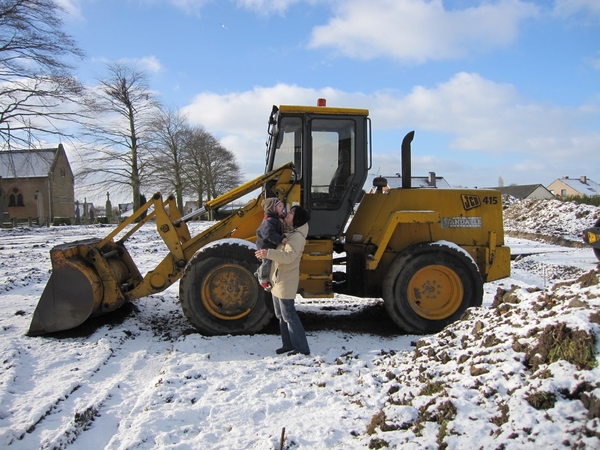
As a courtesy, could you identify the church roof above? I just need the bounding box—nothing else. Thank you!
[0,147,61,179]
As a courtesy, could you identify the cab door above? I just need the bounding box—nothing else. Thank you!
[305,115,368,237]
[266,111,369,238]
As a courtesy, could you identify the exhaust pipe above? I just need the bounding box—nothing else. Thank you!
[402,131,414,189]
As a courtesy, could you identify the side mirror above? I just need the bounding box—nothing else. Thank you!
[267,105,279,136]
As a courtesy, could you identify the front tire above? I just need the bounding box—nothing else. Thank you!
[383,242,483,334]
[179,241,273,335]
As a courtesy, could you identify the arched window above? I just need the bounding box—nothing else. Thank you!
[9,187,24,207]
[60,167,66,177]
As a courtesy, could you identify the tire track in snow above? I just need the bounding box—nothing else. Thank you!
[0,223,207,448]
[0,333,116,447]
[3,327,173,450]
[34,339,172,450]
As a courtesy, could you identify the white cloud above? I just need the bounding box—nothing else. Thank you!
[168,0,309,16]
[137,0,307,16]
[370,72,600,161]
[553,0,600,17]
[115,56,163,73]
[181,83,370,178]
[167,0,212,15]
[182,83,344,138]
[308,0,539,63]
[137,56,163,73]
[235,0,304,15]
[181,75,600,184]
[56,0,83,19]
[587,55,600,71]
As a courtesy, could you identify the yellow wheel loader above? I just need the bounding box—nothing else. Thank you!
[28,100,510,337]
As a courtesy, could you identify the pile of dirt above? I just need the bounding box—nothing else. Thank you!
[502,197,600,244]
[363,269,600,449]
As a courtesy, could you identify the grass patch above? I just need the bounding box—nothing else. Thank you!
[419,380,445,396]
[526,391,556,410]
[368,438,390,449]
[414,399,457,437]
[548,335,597,369]
[437,420,450,449]
[526,323,598,371]
[490,402,509,426]
[366,410,385,435]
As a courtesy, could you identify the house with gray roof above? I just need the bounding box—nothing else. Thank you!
[486,184,554,200]
[547,176,600,198]
[0,145,75,225]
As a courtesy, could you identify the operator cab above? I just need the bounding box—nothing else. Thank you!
[265,99,370,237]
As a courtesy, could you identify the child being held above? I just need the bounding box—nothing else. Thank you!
[255,198,288,290]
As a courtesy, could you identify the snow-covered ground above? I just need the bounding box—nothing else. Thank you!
[0,199,599,449]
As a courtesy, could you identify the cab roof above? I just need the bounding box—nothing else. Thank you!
[278,104,369,116]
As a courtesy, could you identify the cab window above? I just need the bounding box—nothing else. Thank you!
[272,117,302,178]
[310,119,355,209]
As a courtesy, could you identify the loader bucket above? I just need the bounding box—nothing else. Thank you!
[28,239,139,336]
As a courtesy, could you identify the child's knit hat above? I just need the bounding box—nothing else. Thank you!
[261,197,281,213]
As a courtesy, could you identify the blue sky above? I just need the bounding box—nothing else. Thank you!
[59,0,600,202]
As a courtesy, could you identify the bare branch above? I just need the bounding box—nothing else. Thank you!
[180,125,243,206]
[77,62,160,212]
[0,0,85,147]
[145,106,190,213]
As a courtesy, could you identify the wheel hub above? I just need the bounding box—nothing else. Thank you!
[201,263,258,320]
[407,264,464,320]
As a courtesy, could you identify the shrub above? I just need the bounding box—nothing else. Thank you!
[52,217,71,226]
[556,195,600,207]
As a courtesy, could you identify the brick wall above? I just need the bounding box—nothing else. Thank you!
[1,145,75,224]
[4,177,48,222]
[50,149,75,220]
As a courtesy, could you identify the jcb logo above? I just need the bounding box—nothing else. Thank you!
[461,195,481,211]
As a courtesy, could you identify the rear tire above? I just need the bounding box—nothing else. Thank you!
[383,242,483,334]
[179,241,273,335]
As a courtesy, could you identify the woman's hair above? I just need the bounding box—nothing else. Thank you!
[291,205,311,228]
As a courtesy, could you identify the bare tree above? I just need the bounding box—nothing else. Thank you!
[78,62,160,212]
[204,144,243,200]
[0,0,85,148]
[182,125,243,207]
[146,106,189,214]
[182,126,215,208]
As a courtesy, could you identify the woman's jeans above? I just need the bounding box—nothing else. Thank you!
[272,295,310,354]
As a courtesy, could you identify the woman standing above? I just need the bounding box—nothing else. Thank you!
[255,205,311,356]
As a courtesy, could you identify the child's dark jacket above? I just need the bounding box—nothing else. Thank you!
[256,211,284,250]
